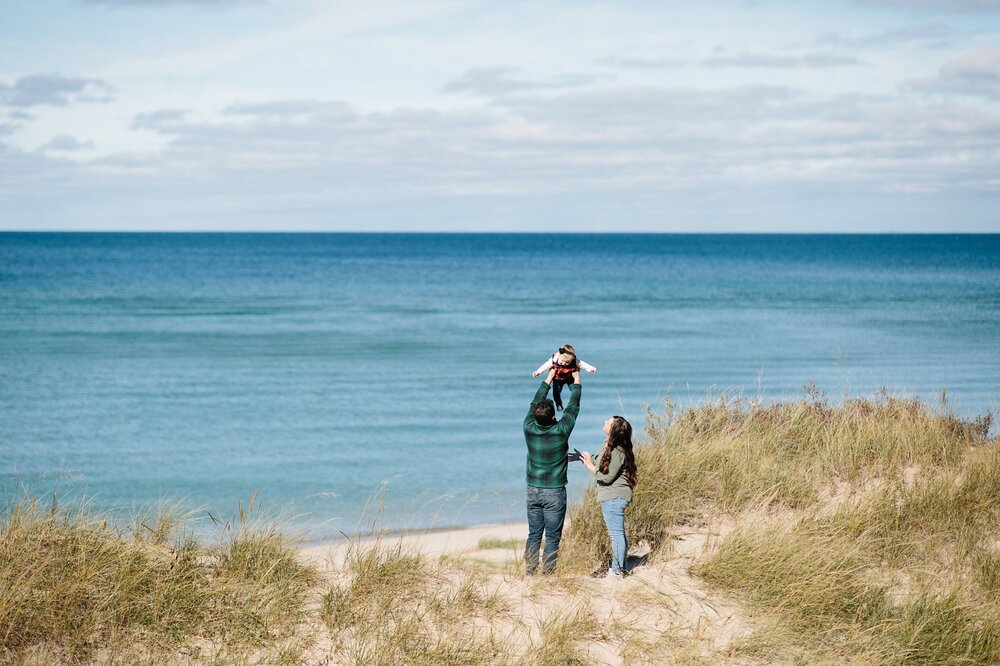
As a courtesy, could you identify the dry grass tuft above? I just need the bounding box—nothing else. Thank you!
[562,387,999,662]
[477,536,521,550]
[525,603,600,665]
[0,495,315,665]
[321,536,515,665]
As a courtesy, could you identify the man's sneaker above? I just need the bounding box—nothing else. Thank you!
[604,570,624,580]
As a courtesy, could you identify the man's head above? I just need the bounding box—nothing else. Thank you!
[534,399,556,426]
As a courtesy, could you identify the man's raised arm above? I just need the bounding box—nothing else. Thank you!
[557,370,582,434]
[523,369,555,429]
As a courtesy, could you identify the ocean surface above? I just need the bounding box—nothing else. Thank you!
[2,233,998,539]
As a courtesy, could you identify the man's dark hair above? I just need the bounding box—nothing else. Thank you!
[534,399,556,426]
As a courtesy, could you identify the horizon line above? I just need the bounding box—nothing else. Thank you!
[3,230,999,235]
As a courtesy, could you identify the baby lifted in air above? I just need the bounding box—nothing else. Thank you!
[532,344,597,411]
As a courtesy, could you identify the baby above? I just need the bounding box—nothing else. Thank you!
[532,344,597,411]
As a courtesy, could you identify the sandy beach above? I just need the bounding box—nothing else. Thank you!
[299,521,531,567]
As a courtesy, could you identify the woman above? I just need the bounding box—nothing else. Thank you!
[578,415,638,578]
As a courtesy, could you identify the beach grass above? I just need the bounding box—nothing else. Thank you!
[477,536,521,550]
[320,536,516,665]
[560,387,999,662]
[0,494,316,665]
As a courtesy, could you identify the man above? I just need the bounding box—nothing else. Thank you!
[522,366,581,575]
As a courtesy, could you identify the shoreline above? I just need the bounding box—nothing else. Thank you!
[298,520,530,565]
[298,517,530,547]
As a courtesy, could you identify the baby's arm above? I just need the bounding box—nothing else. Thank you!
[532,358,553,377]
[578,359,598,373]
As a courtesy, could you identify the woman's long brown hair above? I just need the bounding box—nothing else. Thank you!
[599,416,637,488]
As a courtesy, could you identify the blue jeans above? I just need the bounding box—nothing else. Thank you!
[525,486,567,575]
[601,496,631,575]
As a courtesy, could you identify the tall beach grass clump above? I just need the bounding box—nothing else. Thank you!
[561,387,999,662]
[0,494,316,665]
[320,537,514,665]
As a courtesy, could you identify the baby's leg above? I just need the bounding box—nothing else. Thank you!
[552,379,565,410]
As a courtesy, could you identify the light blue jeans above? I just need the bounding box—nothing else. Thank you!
[601,496,630,575]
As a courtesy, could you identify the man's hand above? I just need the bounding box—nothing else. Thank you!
[572,370,581,384]
[544,368,556,385]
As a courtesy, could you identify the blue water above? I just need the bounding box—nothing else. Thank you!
[2,233,998,538]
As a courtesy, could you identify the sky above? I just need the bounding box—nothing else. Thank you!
[1,0,999,232]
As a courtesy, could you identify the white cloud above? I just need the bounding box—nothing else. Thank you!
[595,56,687,70]
[130,109,189,130]
[704,51,863,68]
[0,74,112,108]
[820,22,958,48]
[80,0,258,5]
[907,47,1000,98]
[941,46,1000,80]
[39,135,95,151]
[854,0,1000,13]
[442,68,605,97]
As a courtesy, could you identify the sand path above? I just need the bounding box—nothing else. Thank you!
[298,521,759,665]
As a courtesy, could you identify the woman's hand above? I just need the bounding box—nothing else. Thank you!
[580,451,596,473]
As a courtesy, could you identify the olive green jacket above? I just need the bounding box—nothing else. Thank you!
[591,446,632,503]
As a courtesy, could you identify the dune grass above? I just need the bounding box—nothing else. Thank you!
[322,537,506,663]
[477,536,521,550]
[0,494,316,665]
[561,387,999,662]
[0,495,606,665]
